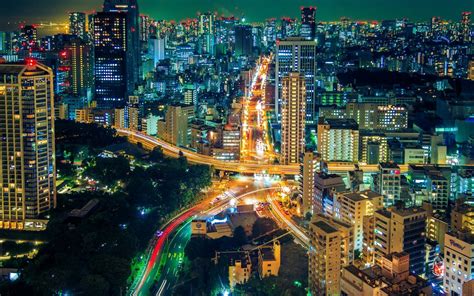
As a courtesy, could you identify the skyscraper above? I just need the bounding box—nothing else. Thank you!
[461,12,472,42]
[299,151,321,216]
[103,0,140,96]
[64,38,92,96]
[300,6,316,40]
[0,60,56,231]
[280,72,306,165]
[275,38,316,123]
[93,12,128,108]
[198,12,215,35]
[69,12,87,40]
[234,25,253,56]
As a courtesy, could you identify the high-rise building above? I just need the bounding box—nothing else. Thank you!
[468,60,474,81]
[198,12,215,34]
[103,0,140,97]
[309,214,353,295]
[299,151,321,216]
[139,14,150,42]
[264,18,277,46]
[69,12,87,40]
[19,25,37,50]
[374,207,427,275]
[93,12,128,109]
[64,38,92,96]
[0,32,15,55]
[0,60,56,231]
[234,25,253,56]
[280,72,306,165]
[443,231,474,296]
[317,118,360,162]
[300,7,316,40]
[275,38,317,123]
[334,190,384,252]
[157,104,194,147]
[461,12,472,42]
[314,173,346,216]
[373,162,401,207]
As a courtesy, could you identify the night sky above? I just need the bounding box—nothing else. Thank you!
[0,0,471,29]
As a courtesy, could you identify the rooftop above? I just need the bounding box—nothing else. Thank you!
[324,118,359,130]
[312,220,338,234]
[342,190,382,202]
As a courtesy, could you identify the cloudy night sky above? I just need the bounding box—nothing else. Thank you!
[0,0,471,29]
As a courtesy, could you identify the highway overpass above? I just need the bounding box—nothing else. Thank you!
[117,129,409,175]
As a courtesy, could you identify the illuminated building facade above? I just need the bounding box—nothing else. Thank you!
[275,38,317,124]
[69,12,87,40]
[103,0,140,98]
[93,12,128,108]
[299,151,320,216]
[309,214,353,296]
[280,72,306,165]
[300,7,316,40]
[317,118,359,162]
[64,38,92,96]
[198,12,215,35]
[334,190,383,252]
[374,207,427,275]
[0,61,56,231]
[443,232,474,296]
[373,162,401,206]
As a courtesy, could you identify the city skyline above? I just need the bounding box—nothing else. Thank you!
[0,0,472,30]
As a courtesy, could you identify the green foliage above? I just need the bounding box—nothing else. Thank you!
[3,123,213,295]
[85,155,131,186]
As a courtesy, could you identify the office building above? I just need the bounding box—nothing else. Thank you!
[314,173,346,216]
[158,104,194,147]
[234,25,253,56]
[346,103,408,131]
[103,0,140,96]
[275,38,317,123]
[19,25,37,50]
[64,38,92,96]
[374,207,427,275]
[373,162,401,207]
[299,151,321,216]
[461,12,472,42]
[199,12,215,34]
[69,12,87,40]
[334,190,384,252]
[0,60,56,231]
[317,118,359,162]
[280,72,306,165]
[300,7,316,40]
[443,231,474,296]
[93,12,128,109]
[309,214,353,296]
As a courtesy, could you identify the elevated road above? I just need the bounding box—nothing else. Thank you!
[117,129,410,175]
